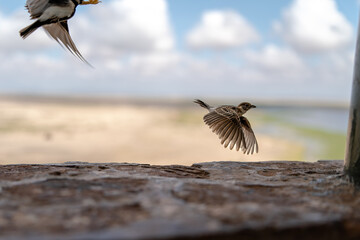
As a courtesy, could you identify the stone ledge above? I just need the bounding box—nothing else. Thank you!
[0,160,359,240]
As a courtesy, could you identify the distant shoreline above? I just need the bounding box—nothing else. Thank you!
[0,93,349,110]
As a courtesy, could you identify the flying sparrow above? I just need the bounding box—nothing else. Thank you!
[194,99,258,154]
[19,0,101,65]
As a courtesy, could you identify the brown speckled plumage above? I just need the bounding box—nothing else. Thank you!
[194,99,258,154]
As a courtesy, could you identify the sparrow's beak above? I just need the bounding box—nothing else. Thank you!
[251,105,256,108]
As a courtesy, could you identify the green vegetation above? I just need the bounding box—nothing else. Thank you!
[295,126,346,160]
[0,117,66,134]
[255,111,346,160]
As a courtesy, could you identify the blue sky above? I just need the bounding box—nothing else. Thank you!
[0,0,359,101]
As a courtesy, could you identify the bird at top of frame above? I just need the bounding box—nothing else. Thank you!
[19,0,101,67]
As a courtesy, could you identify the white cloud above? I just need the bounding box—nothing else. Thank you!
[247,46,352,85]
[274,0,353,54]
[186,10,260,50]
[73,0,175,59]
[244,45,305,73]
[0,11,55,53]
[127,52,181,76]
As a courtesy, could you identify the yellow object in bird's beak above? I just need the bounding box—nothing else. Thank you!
[81,0,101,5]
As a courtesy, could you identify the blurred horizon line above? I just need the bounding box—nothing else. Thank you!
[0,93,350,109]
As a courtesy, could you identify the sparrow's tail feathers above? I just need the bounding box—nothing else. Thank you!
[20,20,42,39]
[194,99,211,110]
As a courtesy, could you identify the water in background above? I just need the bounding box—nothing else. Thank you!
[262,106,349,134]
[258,105,349,161]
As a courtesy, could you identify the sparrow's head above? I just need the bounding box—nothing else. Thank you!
[238,102,256,112]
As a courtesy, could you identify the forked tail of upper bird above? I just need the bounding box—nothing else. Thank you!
[19,20,43,39]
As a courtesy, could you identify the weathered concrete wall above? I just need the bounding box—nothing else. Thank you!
[0,160,359,240]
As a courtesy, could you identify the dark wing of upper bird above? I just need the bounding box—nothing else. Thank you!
[203,106,258,154]
[43,22,92,66]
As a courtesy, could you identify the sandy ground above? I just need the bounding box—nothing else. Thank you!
[0,98,300,165]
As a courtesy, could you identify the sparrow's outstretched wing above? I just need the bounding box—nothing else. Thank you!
[203,108,245,152]
[203,106,258,154]
[240,116,259,154]
[43,22,91,66]
[26,0,49,19]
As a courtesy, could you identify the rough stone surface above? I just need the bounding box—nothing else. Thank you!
[0,160,359,240]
